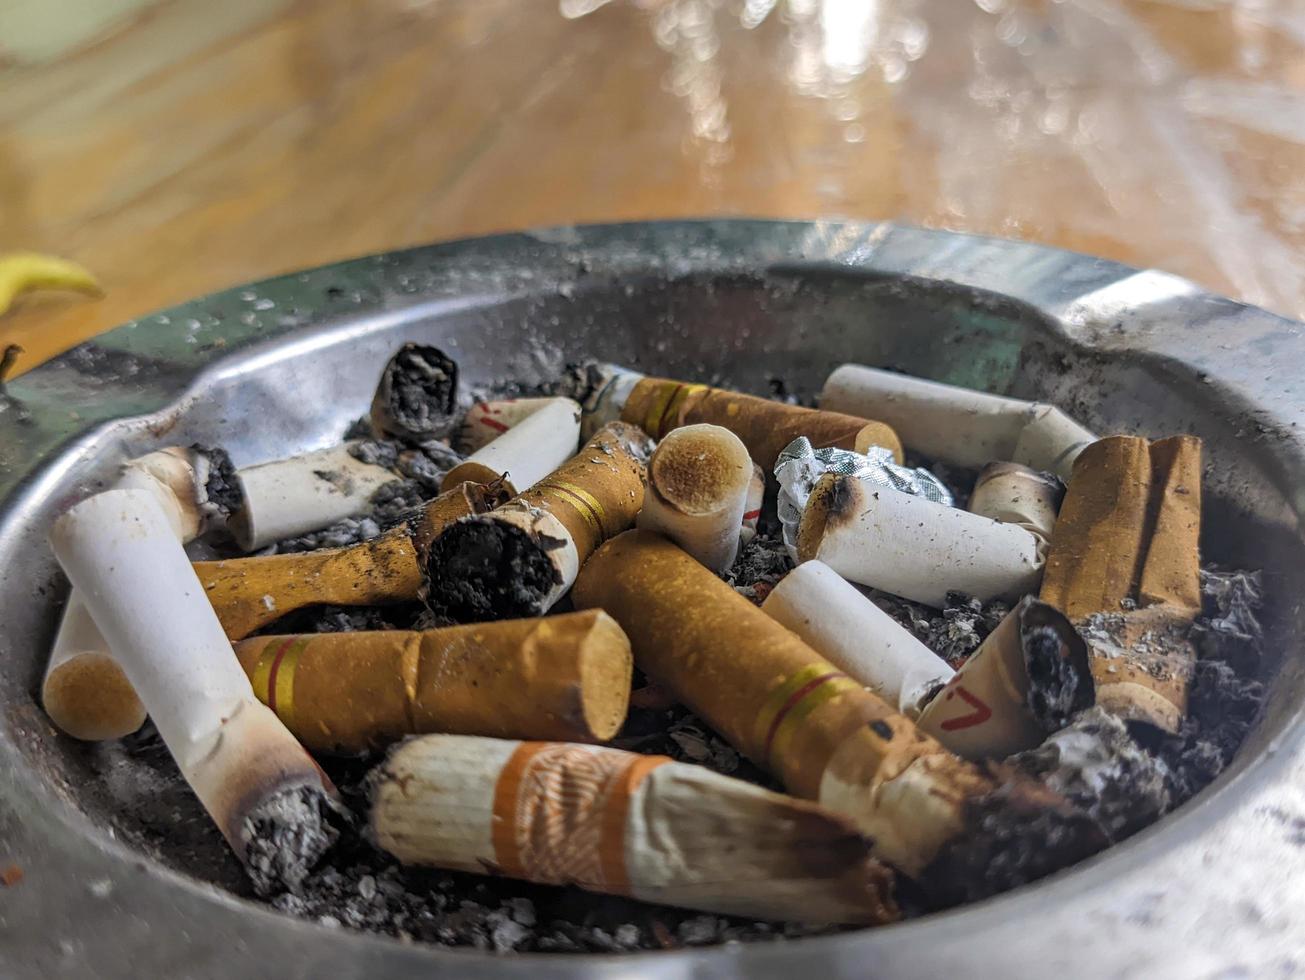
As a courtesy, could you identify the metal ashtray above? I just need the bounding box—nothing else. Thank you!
[2,221,1303,977]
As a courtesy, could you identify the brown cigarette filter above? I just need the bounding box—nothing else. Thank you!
[196,482,505,640]
[1040,435,1203,732]
[571,530,1107,886]
[234,610,633,753]
[423,422,654,621]
[619,375,904,468]
[916,598,1094,760]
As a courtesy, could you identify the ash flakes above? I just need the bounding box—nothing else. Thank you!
[725,532,793,604]
[870,590,1008,668]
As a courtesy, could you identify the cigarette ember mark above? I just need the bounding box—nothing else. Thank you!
[937,686,993,731]
[0,864,23,887]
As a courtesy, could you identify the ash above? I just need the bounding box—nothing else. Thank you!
[725,533,793,604]
[869,590,1009,668]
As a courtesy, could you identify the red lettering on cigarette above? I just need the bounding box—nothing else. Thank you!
[763,672,847,761]
[938,686,992,731]
[741,510,762,523]
[481,417,509,434]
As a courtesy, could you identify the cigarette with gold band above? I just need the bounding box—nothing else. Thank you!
[234,610,633,753]
[916,597,1094,760]
[761,560,954,717]
[819,364,1097,479]
[578,363,903,468]
[1040,435,1203,733]
[636,424,753,572]
[573,530,1102,889]
[198,481,507,641]
[441,397,581,496]
[797,472,1045,607]
[423,422,654,622]
[372,735,899,925]
[968,461,1064,547]
[51,489,342,895]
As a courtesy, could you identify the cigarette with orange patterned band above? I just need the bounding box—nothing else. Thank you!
[371,735,899,925]
[232,610,633,753]
[576,362,903,468]
[1040,435,1203,733]
[636,424,753,572]
[423,422,654,622]
[572,530,1103,891]
[50,489,344,895]
[442,397,581,497]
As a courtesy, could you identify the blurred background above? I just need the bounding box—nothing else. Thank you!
[1,0,1303,372]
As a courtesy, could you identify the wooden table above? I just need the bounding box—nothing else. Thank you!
[2,0,1303,373]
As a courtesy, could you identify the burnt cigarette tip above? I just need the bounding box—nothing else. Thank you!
[422,516,563,623]
[239,782,350,897]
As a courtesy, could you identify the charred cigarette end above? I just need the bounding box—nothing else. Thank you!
[41,652,146,741]
[369,342,459,442]
[240,783,348,898]
[1024,622,1093,732]
[192,443,244,526]
[917,774,1107,908]
[422,515,565,622]
[795,472,860,562]
[410,478,511,556]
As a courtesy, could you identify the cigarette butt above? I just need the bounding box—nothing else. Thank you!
[369,343,458,442]
[1137,435,1202,616]
[1081,605,1194,734]
[442,397,581,496]
[762,561,954,717]
[41,598,146,741]
[233,610,633,752]
[195,482,503,641]
[573,529,998,877]
[969,461,1064,545]
[740,462,765,546]
[50,489,340,893]
[917,597,1094,759]
[619,374,904,467]
[797,473,1044,608]
[229,441,399,551]
[819,364,1095,478]
[423,422,653,621]
[372,735,899,925]
[458,397,574,453]
[637,424,753,572]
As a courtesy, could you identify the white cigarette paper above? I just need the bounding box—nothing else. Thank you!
[740,462,765,546]
[458,397,568,452]
[372,735,898,924]
[442,397,581,496]
[229,441,397,550]
[762,561,954,717]
[50,489,334,877]
[578,363,645,439]
[819,364,1096,478]
[636,424,752,572]
[968,461,1063,546]
[797,474,1044,607]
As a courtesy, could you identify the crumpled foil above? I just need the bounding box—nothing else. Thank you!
[775,436,953,561]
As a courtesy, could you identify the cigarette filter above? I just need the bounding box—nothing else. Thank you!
[43,446,212,741]
[917,597,1094,759]
[968,461,1064,545]
[51,489,340,894]
[234,610,632,752]
[797,473,1044,608]
[762,560,954,717]
[229,441,399,551]
[197,481,506,641]
[1040,435,1203,732]
[423,422,653,622]
[574,530,1003,878]
[740,461,765,546]
[819,364,1096,478]
[636,424,753,572]
[372,735,899,925]
[458,397,569,453]
[441,397,581,496]
[369,343,459,442]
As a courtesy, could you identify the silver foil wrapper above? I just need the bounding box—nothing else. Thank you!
[775,436,953,561]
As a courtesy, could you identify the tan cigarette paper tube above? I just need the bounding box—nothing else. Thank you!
[968,461,1064,545]
[798,473,1044,608]
[373,736,899,925]
[620,374,904,468]
[917,598,1094,759]
[442,397,581,496]
[574,530,998,877]
[762,561,954,717]
[637,424,753,572]
[1138,435,1203,615]
[423,422,653,621]
[196,482,501,641]
[50,489,338,891]
[233,611,633,752]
